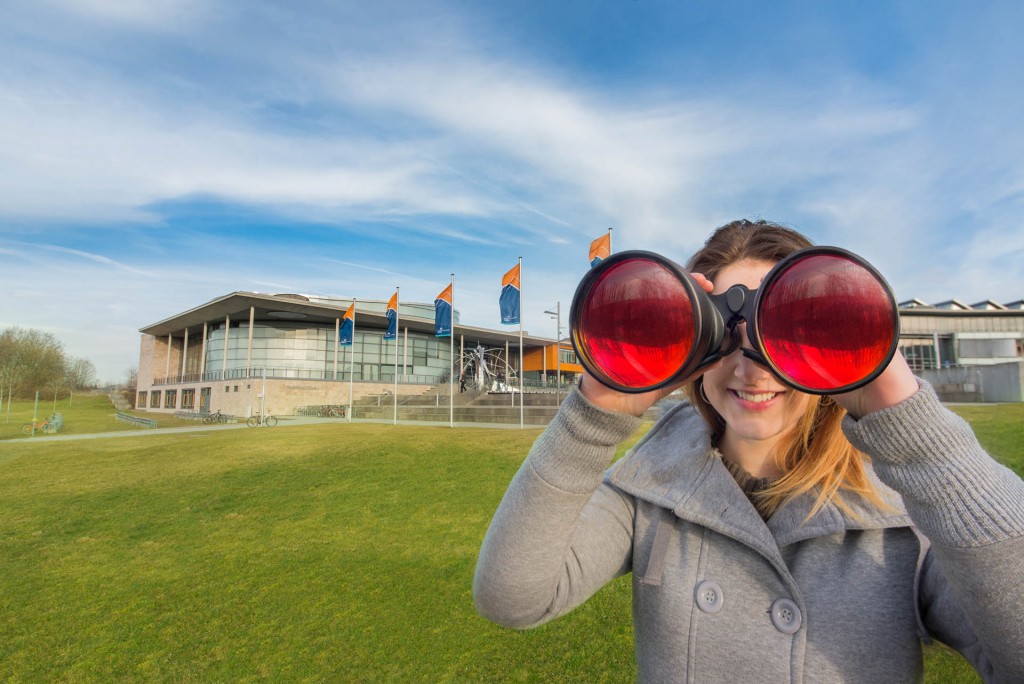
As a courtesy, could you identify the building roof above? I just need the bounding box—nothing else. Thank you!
[970,299,1008,311]
[898,297,1024,314]
[932,299,972,310]
[139,291,557,350]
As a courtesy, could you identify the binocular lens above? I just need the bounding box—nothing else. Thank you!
[575,257,697,388]
[757,253,897,392]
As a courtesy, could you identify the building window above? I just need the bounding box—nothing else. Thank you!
[137,391,147,408]
[150,391,161,408]
[225,386,230,392]
[233,385,239,392]
[164,390,177,408]
[899,340,938,371]
[181,389,196,409]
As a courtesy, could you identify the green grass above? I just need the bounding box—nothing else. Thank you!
[0,393,201,441]
[0,404,1019,682]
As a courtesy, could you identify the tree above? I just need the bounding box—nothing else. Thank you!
[65,357,97,404]
[0,326,99,421]
[0,328,21,424]
[18,329,66,396]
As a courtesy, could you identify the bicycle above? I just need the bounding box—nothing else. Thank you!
[203,410,229,424]
[247,414,278,428]
[20,419,49,435]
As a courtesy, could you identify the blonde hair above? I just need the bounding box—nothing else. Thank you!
[685,219,890,519]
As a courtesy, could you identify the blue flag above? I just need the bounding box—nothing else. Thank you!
[339,303,355,346]
[435,283,453,337]
[384,292,398,340]
[500,263,520,325]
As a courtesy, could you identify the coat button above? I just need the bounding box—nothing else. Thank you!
[770,598,802,634]
[694,580,724,614]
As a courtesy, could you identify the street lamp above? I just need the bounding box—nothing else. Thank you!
[544,302,562,403]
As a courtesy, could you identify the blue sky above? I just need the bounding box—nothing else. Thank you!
[2,0,1023,383]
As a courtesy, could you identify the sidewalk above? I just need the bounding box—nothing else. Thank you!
[0,416,330,444]
[1,416,539,445]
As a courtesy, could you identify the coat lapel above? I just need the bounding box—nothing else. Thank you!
[607,401,784,568]
[607,400,913,565]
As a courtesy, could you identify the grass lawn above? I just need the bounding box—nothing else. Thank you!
[0,402,1019,682]
[0,393,205,441]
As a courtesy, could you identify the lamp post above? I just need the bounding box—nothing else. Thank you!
[544,302,562,404]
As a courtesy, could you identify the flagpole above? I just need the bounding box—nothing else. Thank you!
[348,298,355,423]
[393,287,399,426]
[608,226,613,255]
[449,274,455,428]
[518,256,523,429]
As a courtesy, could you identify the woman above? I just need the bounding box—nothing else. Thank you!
[473,220,1024,683]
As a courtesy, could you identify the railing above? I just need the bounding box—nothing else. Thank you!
[295,405,347,417]
[115,412,157,429]
[152,367,445,386]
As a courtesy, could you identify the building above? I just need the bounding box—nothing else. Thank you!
[898,298,1024,401]
[135,291,579,417]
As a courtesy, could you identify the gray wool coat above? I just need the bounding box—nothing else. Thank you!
[473,382,1024,683]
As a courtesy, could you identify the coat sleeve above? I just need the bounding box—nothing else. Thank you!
[473,387,642,629]
[843,381,1024,683]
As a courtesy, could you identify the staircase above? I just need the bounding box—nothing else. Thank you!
[351,385,565,425]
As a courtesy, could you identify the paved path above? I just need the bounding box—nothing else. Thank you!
[1,416,541,445]
[0,417,330,444]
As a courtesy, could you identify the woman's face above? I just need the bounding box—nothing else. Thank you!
[701,258,813,461]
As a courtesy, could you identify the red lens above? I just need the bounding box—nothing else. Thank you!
[757,253,895,391]
[576,257,697,388]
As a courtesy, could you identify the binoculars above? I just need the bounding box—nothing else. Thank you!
[570,247,900,395]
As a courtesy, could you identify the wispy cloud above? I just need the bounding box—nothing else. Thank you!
[35,244,154,275]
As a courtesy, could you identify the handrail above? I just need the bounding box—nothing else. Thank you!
[115,412,157,429]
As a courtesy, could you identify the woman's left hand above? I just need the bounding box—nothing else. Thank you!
[831,351,919,420]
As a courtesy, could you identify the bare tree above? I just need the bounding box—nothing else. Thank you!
[0,328,20,424]
[65,357,97,404]
[19,329,66,396]
[0,326,99,421]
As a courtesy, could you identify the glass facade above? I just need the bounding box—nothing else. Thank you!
[202,321,455,383]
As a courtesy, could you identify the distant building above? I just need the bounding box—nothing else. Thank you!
[898,298,1024,402]
[135,291,579,417]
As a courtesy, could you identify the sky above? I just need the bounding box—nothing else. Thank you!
[2,0,1023,383]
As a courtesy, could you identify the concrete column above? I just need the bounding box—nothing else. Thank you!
[165,333,172,381]
[222,316,230,377]
[181,328,189,382]
[403,327,408,381]
[246,306,255,377]
[200,321,208,379]
[333,317,340,380]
